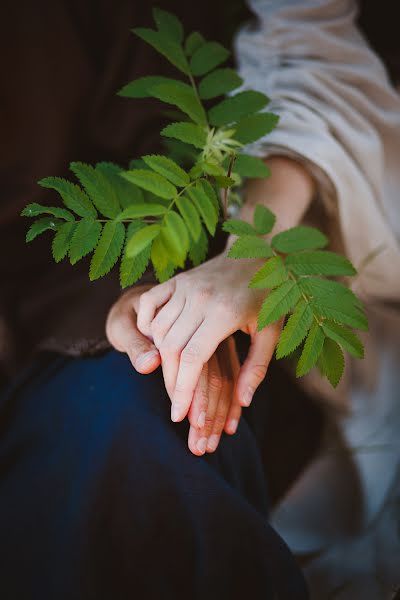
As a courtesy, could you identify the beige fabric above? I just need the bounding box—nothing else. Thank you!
[236,1,400,597]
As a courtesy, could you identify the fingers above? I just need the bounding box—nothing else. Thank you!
[223,337,242,435]
[171,318,229,423]
[235,319,283,408]
[106,290,161,374]
[137,279,175,338]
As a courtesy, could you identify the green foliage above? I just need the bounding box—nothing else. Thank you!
[23,7,367,388]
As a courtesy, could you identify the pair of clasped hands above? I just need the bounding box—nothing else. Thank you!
[106,158,315,455]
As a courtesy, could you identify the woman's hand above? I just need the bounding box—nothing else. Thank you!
[106,284,242,455]
[136,255,283,425]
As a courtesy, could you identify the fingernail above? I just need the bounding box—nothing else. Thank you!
[242,387,253,407]
[206,434,219,452]
[171,404,181,422]
[227,419,239,434]
[197,411,206,429]
[197,437,207,454]
[136,349,158,369]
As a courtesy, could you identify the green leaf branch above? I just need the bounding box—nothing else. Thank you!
[21,7,367,387]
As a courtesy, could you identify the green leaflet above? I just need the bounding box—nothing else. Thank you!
[89,221,125,281]
[249,256,288,289]
[120,221,151,288]
[228,236,273,260]
[286,250,357,276]
[253,204,276,235]
[296,321,325,377]
[199,68,243,99]
[126,223,161,259]
[26,217,59,242]
[176,195,201,241]
[214,175,235,188]
[52,221,76,262]
[223,219,257,237]
[231,155,271,179]
[151,233,171,278]
[322,321,364,359]
[70,162,120,219]
[38,177,96,218]
[69,218,102,265]
[298,277,364,309]
[117,204,167,220]
[95,162,145,209]
[132,28,189,74]
[272,226,328,253]
[209,91,269,127]
[142,155,189,187]
[188,183,218,235]
[122,169,177,200]
[276,300,314,358]
[152,8,184,43]
[310,298,368,331]
[184,32,205,57]
[150,82,207,126]
[319,338,344,388]
[190,41,230,76]
[118,76,181,98]
[199,180,220,216]
[21,202,74,222]
[189,226,208,266]
[258,280,301,331]
[160,211,189,268]
[161,122,207,149]
[233,113,279,145]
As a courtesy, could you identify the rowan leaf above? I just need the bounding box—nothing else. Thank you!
[258,280,301,330]
[122,169,177,200]
[152,8,183,43]
[38,177,96,218]
[89,221,125,280]
[209,91,269,127]
[232,155,271,179]
[95,162,144,209]
[117,203,167,220]
[296,322,325,377]
[133,28,189,74]
[298,277,363,309]
[69,218,102,265]
[184,32,205,57]
[310,297,368,331]
[118,76,181,98]
[126,223,161,258]
[276,300,314,358]
[322,321,364,359]
[161,121,207,149]
[26,217,59,242]
[320,338,344,387]
[198,180,220,216]
[253,204,276,235]
[249,256,288,289]
[150,82,207,125]
[233,113,279,145]
[161,211,189,268]
[228,236,273,260]
[189,226,208,266]
[188,183,218,235]
[176,195,201,241]
[190,41,230,76]
[214,175,235,188]
[120,221,151,288]
[21,202,74,222]
[286,251,357,277]
[223,219,257,237]
[199,68,243,99]
[142,154,189,187]
[52,221,76,262]
[69,162,120,218]
[272,226,328,253]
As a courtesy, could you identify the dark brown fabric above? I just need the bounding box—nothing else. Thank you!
[0,0,250,379]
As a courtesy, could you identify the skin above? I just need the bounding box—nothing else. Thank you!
[107,157,315,455]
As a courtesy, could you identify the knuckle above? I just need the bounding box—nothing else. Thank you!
[208,373,223,392]
[194,285,213,303]
[213,413,226,430]
[159,339,180,357]
[181,344,201,365]
[249,363,268,383]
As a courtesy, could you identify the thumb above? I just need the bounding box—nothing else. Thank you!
[235,319,283,407]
